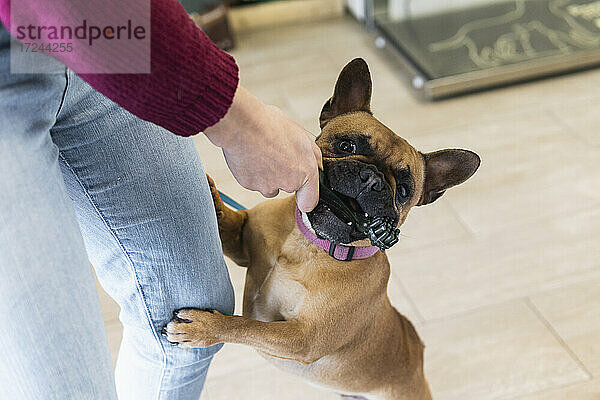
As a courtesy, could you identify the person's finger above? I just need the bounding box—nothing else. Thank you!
[295,167,319,212]
[312,143,323,170]
[262,188,280,198]
[280,184,296,194]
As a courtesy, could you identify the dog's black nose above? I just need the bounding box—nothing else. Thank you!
[359,166,384,192]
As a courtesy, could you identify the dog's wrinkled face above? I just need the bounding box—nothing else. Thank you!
[307,58,480,244]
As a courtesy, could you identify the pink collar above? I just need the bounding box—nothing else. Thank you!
[295,208,380,261]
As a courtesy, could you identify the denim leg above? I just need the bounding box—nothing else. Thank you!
[51,70,235,400]
[0,33,117,399]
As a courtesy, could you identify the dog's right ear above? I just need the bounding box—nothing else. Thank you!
[319,58,372,128]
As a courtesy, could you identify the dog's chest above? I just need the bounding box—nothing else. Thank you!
[244,262,307,322]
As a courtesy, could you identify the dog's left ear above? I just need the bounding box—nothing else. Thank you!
[320,58,372,128]
[417,149,480,206]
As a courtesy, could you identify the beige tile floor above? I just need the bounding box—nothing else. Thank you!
[96,17,600,400]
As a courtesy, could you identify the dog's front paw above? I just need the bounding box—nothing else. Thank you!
[162,308,224,349]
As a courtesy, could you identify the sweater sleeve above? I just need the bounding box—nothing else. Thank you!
[0,0,239,137]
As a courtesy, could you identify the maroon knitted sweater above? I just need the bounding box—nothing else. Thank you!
[0,0,239,137]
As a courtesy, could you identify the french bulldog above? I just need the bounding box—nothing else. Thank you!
[164,58,480,400]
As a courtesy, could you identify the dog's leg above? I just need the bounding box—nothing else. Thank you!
[163,308,322,365]
[207,175,248,266]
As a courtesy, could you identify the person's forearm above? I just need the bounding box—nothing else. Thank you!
[0,0,239,137]
[204,86,262,148]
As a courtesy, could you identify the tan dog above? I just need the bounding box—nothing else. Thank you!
[164,58,480,400]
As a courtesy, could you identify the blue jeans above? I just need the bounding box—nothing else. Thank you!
[0,25,234,399]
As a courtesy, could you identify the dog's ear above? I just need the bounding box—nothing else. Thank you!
[320,58,372,128]
[417,149,480,206]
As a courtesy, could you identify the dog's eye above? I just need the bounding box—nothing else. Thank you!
[335,140,356,154]
[398,183,409,198]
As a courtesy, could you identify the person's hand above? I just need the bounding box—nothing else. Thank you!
[204,85,322,212]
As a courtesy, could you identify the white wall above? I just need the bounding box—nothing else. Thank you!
[389,0,501,19]
[346,0,366,20]
[347,0,497,21]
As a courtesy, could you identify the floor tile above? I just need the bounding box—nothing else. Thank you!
[376,67,600,137]
[206,342,272,381]
[206,363,340,400]
[105,319,122,365]
[387,271,424,325]
[226,261,247,315]
[396,207,600,320]
[405,110,600,235]
[548,95,600,147]
[231,19,367,70]
[389,198,472,253]
[530,278,600,376]
[514,378,600,400]
[96,275,120,324]
[421,300,588,400]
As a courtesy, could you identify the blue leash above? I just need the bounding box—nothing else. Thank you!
[217,190,247,211]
